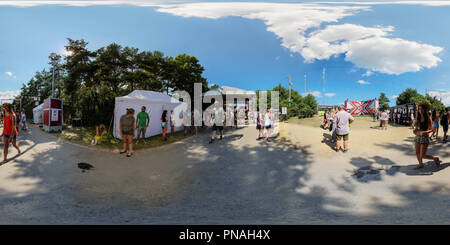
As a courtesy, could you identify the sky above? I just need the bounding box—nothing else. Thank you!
[0,0,449,106]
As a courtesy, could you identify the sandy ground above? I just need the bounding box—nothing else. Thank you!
[0,120,449,224]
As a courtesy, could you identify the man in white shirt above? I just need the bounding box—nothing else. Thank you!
[209,101,225,144]
[21,110,27,130]
[334,105,354,153]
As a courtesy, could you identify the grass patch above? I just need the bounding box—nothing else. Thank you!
[42,125,192,151]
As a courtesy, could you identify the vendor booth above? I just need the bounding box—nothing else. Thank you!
[33,103,44,124]
[113,90,187,139]
[43,98,63,132]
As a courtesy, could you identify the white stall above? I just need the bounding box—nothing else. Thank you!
[113,90,187,139]
[32,103,44,124]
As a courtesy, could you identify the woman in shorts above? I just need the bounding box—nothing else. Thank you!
[256,112,263,140]
[414,103,441,169]
[2,103,21,163]
[119,108,135,157]
[431,110,439,140]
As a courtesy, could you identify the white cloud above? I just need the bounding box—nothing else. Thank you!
[346,36,443,75]
[303,91,322,97]
[357,79,370,85]
[301,24,394,61]
[325,93,336,97]
[302,24,443,74]
[156,3,370,54]
[427,91,450,106]
[156,3,443,75]
[319,1,450,7]
[4,71,17,79]
[362,70,373,77]
[0,1,168,7]
[391,95,398,99]
[0,90,20,100]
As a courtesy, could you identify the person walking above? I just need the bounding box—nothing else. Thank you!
[169,110,175,136]
[209,102,225,144]
[264,109,273,141]
[334,105,354,153]
[440,108,449,142]
[410,111,416,129]
[431,110,439,140]
[380,110,389,130]
[329,110,337,143]
[21,109,27,130]
[136,106,149,144]
[161,110,169,141]
[256,111,263,140]
[119,108,135,157]
[1,103,21,164]
[413,103,441,169]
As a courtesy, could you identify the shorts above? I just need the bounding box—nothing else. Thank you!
[161,122,168,129]
[336,134,349,141]
[2,135,16,140]
[433,122,439,129]
[122,129,133,136]
[212,124,223,131]
[381,120,388,126]
[138,126,147,135]
[415,134,430,145]
[256,124,262,130]
[265,125,272,129]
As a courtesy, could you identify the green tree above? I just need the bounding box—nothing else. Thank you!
[396,88,427,105]
[379,92,390,111]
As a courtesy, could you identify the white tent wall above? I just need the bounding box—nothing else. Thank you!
[113,96,187,139]
[32,103,44,124]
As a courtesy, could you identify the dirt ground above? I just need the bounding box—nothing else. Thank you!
[1,119,450,224]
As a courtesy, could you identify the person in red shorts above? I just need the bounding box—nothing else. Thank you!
[2,103,21,164]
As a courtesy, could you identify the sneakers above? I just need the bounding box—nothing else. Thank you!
[343,149,349,153]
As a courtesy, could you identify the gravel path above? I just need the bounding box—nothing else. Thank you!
[0,121,449,224]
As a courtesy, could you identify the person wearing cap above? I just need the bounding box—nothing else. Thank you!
[120,108,135,157]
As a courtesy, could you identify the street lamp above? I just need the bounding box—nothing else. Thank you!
[50,52,61,98]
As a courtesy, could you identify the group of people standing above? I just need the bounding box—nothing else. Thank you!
[1,103,22,164]
[118,103,270,156]
[255,108,274,141]
[430,108,449,142]
[322,106,354,153]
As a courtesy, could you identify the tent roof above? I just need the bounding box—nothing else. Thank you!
[117,90,180,103]
[33,103,44,111]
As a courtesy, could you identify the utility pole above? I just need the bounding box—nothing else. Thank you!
[322,67,326,105]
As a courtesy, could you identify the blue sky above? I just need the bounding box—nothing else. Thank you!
[0,1,449,106]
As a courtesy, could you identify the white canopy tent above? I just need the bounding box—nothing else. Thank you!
[32,103,44,124]
[113,90,187,139]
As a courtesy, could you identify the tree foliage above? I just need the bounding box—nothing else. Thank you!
[258,83,317,120]
[396,88,445,112]
[15,38,209,126]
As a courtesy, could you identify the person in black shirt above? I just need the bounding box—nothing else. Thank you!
[440,108,449,142]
